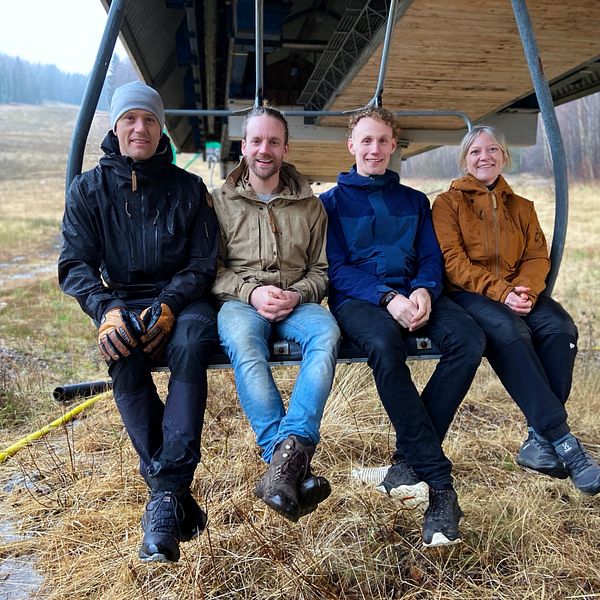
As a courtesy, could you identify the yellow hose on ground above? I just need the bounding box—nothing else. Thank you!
[0,391,112,463]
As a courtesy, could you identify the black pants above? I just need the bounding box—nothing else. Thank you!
[448,292,577,441]
[335,296,485,488]
[108,299,218,492]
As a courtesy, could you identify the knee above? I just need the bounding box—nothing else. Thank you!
[168,314,218,368]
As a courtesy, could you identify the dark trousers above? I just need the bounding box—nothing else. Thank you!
[108,299,218,492]
[335,296,485,488]
[448,292,577,441]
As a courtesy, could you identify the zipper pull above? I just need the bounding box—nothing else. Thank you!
[132,170,137,192]
[491,192,497,209]
[268,209,278,233]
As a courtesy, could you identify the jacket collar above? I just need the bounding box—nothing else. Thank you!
[337,166,399,189]
[223,157,314,202]
[99,131,173,181]
[449,174,514,197]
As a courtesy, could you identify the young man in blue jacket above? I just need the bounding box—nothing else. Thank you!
[320,107,485,547]
[59,82,219,563]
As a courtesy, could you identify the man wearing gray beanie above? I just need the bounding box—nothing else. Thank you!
[59,81,219,563]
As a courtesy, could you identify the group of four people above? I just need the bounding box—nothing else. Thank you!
[58,81,600,563]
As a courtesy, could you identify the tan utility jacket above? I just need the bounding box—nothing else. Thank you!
[432,174,549,305]
[212,159,329,304]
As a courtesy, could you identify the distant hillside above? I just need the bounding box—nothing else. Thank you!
[0,53,138,110]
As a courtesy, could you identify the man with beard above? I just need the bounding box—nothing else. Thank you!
[59,81,219,563]
[212,106,340,522]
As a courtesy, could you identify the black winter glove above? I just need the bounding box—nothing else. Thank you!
[140,302,175,360]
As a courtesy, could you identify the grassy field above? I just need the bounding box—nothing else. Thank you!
[0,104,599,599]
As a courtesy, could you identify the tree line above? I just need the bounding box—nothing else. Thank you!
[2,51,599,180]
[0,53,138,109]
[403,92,600,181]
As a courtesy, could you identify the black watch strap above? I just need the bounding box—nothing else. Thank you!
[380,290,398,307]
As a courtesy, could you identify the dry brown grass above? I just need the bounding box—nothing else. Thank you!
[1,105,599,599]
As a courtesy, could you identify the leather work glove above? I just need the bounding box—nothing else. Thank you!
[97,307,145,362]
[140,302,175,360]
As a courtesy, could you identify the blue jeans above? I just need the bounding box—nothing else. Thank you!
[218,300,340,462]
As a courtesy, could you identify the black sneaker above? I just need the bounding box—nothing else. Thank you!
[139,491,182,563]
[254,435,313,522]
[422,487,464,548]
[297,473,331,519]
[178,489,207,542]
[375,457,429,510]
[516,430,568,479]
[554,434,600,495]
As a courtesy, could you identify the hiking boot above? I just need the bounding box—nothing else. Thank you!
[139,491,182,563]
[297,472,332,518]
[554,434,600,495]
[254,435,314,522]
[375,457,429,510]
[516,430,569,479]
[178,489,207,542]
[422,487,464,548]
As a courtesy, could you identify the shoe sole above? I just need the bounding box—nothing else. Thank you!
[379,482,429,511]
[138,551,178,563]
[423,532,462,548]
[352,466,429,511]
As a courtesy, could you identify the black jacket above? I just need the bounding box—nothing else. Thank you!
[59,131,218,323]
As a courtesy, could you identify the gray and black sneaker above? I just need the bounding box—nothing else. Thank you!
[178,489,207,542]
[139,491,182,563]
[422,487,464,548]
[516,430,568,479]
[375,457,429,510]
[554,434,600,495]
[255,435,314,522]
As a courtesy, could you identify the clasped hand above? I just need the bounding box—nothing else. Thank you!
[97,302,175,362]
[504,285,532,315]
[386,288,431,332]
[250,285,301,322]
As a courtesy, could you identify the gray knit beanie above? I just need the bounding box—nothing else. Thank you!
[109,81,165,130]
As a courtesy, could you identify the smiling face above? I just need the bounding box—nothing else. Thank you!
[348,116,397,177]
[115,109,161,161]
[465,131,506,186]
[241,114,289,191]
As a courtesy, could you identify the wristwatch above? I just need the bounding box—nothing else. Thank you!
[380,290,398,307]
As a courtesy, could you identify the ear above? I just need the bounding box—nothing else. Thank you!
[390,137,397,153]
[347,136,356,156]
[283,142,289,159]
[241,138,247,155]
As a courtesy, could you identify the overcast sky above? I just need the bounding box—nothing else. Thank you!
[0,0,125,75]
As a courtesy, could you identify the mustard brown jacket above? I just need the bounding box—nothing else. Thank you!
[431,174,549,305]
[211,159,329,304]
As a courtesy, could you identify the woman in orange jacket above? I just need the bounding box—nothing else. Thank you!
[432,125,599,496]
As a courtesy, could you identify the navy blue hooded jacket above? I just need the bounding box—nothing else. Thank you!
[320,167,443,313]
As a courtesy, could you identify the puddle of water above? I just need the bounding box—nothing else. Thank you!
[0,520,32,544]
[0,557,44,600]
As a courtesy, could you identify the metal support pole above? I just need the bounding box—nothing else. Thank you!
[369,0,398,107]
[254,0,264,107]
[511,0,568,294]
[66,0,127,189]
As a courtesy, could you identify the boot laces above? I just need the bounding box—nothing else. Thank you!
[147,492,183,534]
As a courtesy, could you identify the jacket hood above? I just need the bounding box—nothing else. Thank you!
[448,174,514,196]
[222,158,314,202]
[99,130,173,180]
[336,166,400,189]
